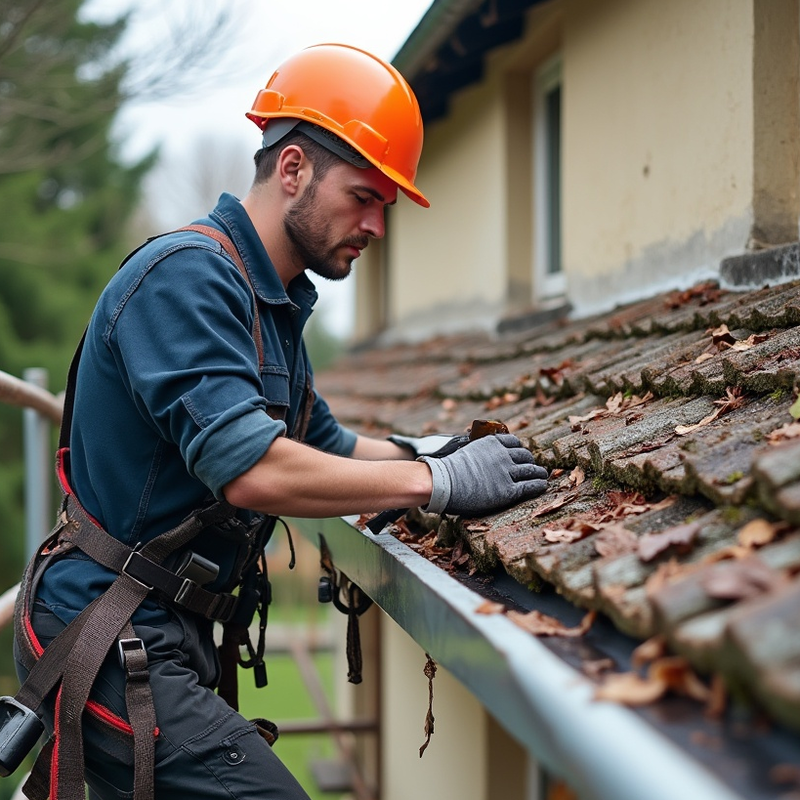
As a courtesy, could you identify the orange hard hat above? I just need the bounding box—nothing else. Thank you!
[247,43,429,208]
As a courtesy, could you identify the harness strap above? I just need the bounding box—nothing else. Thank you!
[13,223,283,799]
[119,622,157,800]
[61,494,238,623]
[178,224,265,369]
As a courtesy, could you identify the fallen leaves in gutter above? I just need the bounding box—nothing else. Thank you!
[474,599,506,615]
[473,599,597,638]
[594,655,711,707]
[507,608,596,637]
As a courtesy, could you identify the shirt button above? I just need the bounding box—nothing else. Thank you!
[284,339,290,347]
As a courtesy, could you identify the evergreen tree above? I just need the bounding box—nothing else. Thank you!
[0,0,153,603]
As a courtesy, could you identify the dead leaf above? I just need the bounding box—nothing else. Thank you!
[582,658,615,679]
[540,361,575,386]
[648,656,711,702]
[729,333,769,351]
[595,656,711,708]
[355,513,377,530]
[507,608,596,637]
[675,387,746,435]
[737,518,778,549]
[569,466,585,486]
[700,556,780,601]
[600,491,657,521]
[419,655,437,757]
[645,557,695,596]
[528,491,579,519]
[638,521,701,562]
[694,352,716,364]
[544,527,588,544]
[665,282,721,309]
[474,600,506,615]
[594,525,638,558]
[631,635,667,668]
[594,672,667,706]
[708,324,736,347]
[768,421,800,443]
[702,544,752,563]
[484,392,520,411]
[543,518,600,544]
[569,392,653,428]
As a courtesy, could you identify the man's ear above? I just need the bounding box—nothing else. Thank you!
[276,145,311,197]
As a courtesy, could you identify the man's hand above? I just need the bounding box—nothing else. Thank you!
[419,434,548,516]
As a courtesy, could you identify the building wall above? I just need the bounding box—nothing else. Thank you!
[358,0,799,341]
[562,0,755,313]
[380,620,488,800]
[386,79,510,340]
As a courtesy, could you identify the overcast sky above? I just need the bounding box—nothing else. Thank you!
[82,0,434,337]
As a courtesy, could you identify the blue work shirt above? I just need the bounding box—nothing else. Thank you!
[38,193,357,623]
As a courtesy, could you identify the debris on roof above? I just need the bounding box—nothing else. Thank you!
[316,279,800,733]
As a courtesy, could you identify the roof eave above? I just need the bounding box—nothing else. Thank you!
[393,0,486,80]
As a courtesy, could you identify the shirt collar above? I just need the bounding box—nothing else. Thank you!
[207,192,319,311]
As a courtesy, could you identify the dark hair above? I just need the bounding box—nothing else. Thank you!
[253,131,344,186]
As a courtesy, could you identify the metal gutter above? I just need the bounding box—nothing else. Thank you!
[292,515,744,800]
[392,0,485,79]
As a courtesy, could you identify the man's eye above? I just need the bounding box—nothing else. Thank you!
[354,194,369,205]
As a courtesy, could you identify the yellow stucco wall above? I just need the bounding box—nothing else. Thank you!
[359,0,774,340]
[381,621,489,800]
[381,80,509,338]
[562,0,755,311]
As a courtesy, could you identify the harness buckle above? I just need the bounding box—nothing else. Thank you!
[121,551,154,591]
[117,637,146,669]
[174,578,198,609]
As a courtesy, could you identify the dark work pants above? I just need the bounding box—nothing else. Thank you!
[15,602,312,800]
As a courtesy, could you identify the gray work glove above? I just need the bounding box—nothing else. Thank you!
[419,434,548,516]
[388,432,470,458]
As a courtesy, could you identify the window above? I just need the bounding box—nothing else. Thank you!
[533,55,565,299]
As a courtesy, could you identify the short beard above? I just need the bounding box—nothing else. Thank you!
[284,179,368,282]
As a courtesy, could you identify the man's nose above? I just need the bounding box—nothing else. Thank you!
[360,207,385,239]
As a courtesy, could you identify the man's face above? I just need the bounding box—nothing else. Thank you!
[283,161,398,281]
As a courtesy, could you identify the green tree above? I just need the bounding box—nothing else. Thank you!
[0,0,155,597]
[0,0,240,596]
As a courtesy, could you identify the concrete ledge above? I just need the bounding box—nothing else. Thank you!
[720,242,800,288]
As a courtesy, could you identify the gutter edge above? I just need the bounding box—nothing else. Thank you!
[292,515,743,800]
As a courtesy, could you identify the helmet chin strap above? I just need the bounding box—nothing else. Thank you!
[262,119,371,169]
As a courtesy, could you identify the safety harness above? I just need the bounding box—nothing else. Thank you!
[6,225,311,799]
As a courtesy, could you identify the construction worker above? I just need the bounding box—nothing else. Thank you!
[10,44,548,799]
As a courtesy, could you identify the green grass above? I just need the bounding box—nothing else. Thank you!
[237,652,343,800]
